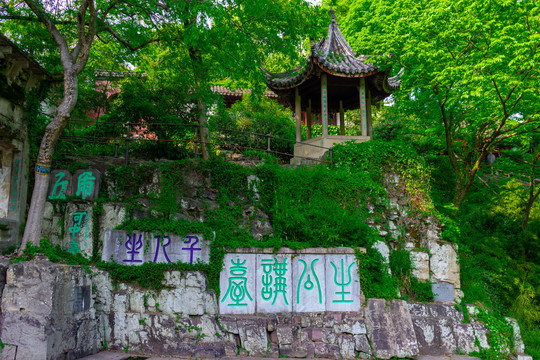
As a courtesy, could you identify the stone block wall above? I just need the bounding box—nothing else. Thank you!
[0,260,534,360]
[92,269,223,358]
[93,266,479,360]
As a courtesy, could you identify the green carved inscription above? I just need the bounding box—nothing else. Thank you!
[297,258,322,304]
[331,259,354,303]
[222,259,253,306]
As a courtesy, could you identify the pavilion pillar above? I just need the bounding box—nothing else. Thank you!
[339,100,345,136]
[359,78,367,137]
[307,99,312,139]
[295,87,302,143]
[321,73,328,136]
[367,88,373,138]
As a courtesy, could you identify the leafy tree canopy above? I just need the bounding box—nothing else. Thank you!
[0,0,323,248]
[342,0,540,211]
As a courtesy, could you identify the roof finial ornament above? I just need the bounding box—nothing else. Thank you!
[330,6,337,23]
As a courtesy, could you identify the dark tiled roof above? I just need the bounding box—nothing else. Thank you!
[386,68,403,91]
[210,85,279,99]
[266,9,395,90]
[0,33,53,81]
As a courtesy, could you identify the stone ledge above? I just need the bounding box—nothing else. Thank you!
[228,246,365,254]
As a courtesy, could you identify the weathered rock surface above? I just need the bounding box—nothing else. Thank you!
[0,260,99,360]
[429,240,460,289]
[408,302,488,355]
[506,317,526,355]
[410,250,430,281]
[365,299,419,359]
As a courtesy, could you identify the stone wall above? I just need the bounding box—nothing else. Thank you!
[0,34,51,249]
[90,265,494,359]
[370,173,462,301]
[3,260,531,360]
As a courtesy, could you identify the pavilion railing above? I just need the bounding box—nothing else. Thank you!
[56,119,333,165]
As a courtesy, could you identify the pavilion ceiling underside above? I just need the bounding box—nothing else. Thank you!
[272,74,390,113]
[266,61,379,90]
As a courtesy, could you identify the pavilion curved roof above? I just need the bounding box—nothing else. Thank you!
[266,9,398,92]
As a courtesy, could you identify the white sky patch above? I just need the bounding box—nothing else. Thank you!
[383,94,395,106]
[509,113,523,122]
[197,11,213,29]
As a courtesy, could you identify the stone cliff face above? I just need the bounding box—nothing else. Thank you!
[0,159,532,359]
[40,159,460,300]
[0,260,494,359]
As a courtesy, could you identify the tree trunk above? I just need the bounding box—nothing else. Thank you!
[197,101,209,160]
[21,69,79,249]
[522,182,540,231]
[452,151,488,214]
[452,178,470,214]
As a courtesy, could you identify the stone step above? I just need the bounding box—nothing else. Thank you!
[415,356,481,360]
[77,351,482,360]
[76,351,336,360]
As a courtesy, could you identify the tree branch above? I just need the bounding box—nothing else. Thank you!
[97,24,160,51]
[489,71,508,118]
[0,14,73,24]
[23,0,73,69]
[74,0,96,74]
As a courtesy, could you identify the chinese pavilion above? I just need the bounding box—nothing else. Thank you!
[265,9,399,163]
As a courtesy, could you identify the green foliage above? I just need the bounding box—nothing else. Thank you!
[98,261,207,291]
[470,309,513,360]
[3,0,322,86]
[330,140,434,214]
[358,245,435,303]
[356,247,397,300]
[13,239,92,266]
[389,249,434,302]
[108,77,193,160]
[344,0,540,211]
[215,94,296,158]
[426,149,539,356]
[257,162,378,248]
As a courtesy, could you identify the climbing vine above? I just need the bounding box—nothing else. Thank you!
[18,141,435,300]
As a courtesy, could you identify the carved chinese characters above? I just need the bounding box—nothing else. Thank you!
[219,253,256,314]
[48,169,101,200]
[68,211,89,255]
[220,249,362,314]
[48,170,71,200]
[102,230,212,265]
[256,254,292,313]
[325,254,359,311]
[293,254,326,312]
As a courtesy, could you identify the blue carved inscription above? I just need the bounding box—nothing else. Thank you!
[105,231,210,265]
[182,235,202,264]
